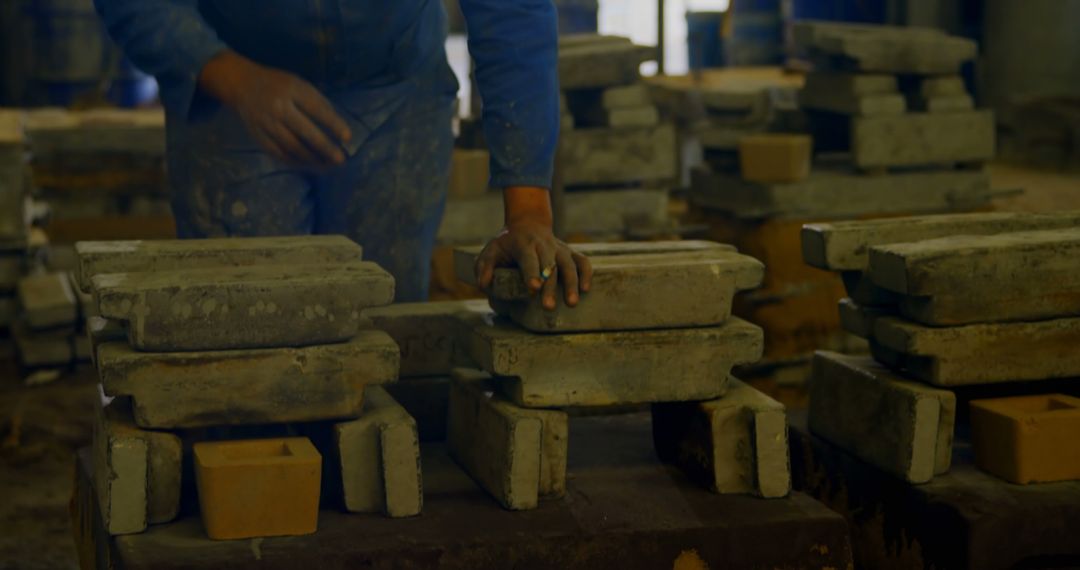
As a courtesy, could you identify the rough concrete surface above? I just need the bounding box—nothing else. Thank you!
[652,378,790,498]
[802,210,1080,271]
[457,312,763,408]
[93,261,394,351]
[852,111,995,169]
[808,351,955,483]
[872,315,1080,386]
[868,228,1080,324]
[560,124,677,187]
[334,386,422,517]
[74,235,363,292]
[97,329,400,428]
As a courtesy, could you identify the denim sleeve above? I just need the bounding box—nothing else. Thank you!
[94,0,228,117]
[458,0,560,190]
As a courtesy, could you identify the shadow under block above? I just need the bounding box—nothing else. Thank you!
[851,111,995,169]
[91,261,394,351]
[837,297,892,338]
[334,386,422,517]
[692,166,991,220]
[194,437,321,540]
[94,396,182,536]
[454,241,760,333]
[971,394,1080,484]
[868,228,1080,325]
[17,272,78,329]
[789,412,1080,570]
[800,71,906,116]
[363,299,490,378]
[456,312,764,408]
[74,414,855,570]
[871,315,1080,386]
[792,21,976,75]
[808,352,955,483]
[652,378,790,498]
[801,210,1080,271]
[448,368,568,510]
[96,329,400,428]
[841,271,898,307]
[74,235,363,292]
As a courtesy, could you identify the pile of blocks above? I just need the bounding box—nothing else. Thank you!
[12,270,92,374]
[802,210,1080,484]
[0,110,28,339]
[691,21,996,221]
[80,236,423,538]
[449,240,791,509]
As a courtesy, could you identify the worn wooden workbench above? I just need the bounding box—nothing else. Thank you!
[73,413,852,569]
[789,411,1080,570]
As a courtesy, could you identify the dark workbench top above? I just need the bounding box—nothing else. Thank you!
[75,413,853,570]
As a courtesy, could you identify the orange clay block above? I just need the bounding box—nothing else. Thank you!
[194,438,321,540]
[971,395,1080,484]
[738,134,812,184]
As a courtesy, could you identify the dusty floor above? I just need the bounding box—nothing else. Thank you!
[0,162,1076,570]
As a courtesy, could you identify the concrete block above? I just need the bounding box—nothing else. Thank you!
[448,368,569,509]
[918,95,975,113]
[24,107,164,157]
[364,300,489,378]
[693,166,992,220]
[602,84,651,109]
[652,378,790,497]
[457,312,763,408]
[559,36,654,89]
[561,124,677,187]
[802,92,906,116]
[92,261,394,351]
[93,395,183,535]
[17,272,77,329]
[12,322,73,367]
[837,297,892,338]
[971,395,1080,484]
[852,111,995,169]
[802,211,1080,271]
[872,315,1080,386]
[793,21,976,74]
[869,228,1080,325]
[607,106,660,127]
[841,271,898,307]
[334,386,422,517]
[194,437,321,540]
[919,76,966,98]
[801,72,903,116]
[384,376,451,442]
[738,134,812,183]
[0,253,20,290]
[808,352,955,483]
[74,235,363,293]
[447,149,490,200]
[97,329,399,428]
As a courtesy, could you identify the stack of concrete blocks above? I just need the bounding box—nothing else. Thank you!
[448,240,791,509]
[22,108,170,230]
[11,271,88,372]
[801,210,1080,484]
[0,110,27,340]
[78,236,423,536]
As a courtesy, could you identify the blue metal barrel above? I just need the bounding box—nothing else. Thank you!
[686,11,725,70]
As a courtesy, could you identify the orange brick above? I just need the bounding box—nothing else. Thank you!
[971,395,1080,484]
[738,134,812,184]
[194,438,321,540]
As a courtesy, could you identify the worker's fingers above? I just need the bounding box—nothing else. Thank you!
[265,120,320,166]
[538,244,559,311]
[285,104,345,165]
[295,85,352,145]
[555,247,579,307]
[251,128,290,164]
[516,243,543,293]
[475,242,500,290]
[572,250,593,293]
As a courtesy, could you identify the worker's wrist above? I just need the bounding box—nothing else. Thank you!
[503,186,553,228]
[197,50,255,107]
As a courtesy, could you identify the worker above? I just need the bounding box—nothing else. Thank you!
[93,0,592,308]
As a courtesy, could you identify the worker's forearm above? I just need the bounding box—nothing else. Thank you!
[503,186,553,228]
[197,50,254,107]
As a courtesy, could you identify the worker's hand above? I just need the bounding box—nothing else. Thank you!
[475,187,592,310]
[198,50,352,168]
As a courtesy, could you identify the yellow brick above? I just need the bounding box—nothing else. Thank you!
[738,134,812,184]
[194,438,321,540]
[971,395,1080,484]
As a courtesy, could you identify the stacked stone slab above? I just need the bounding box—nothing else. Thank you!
[449,240,790,509]
[0,110,27,337]
[801,211,1080,483]
[79,236,422,536]
[12,271,83,369]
